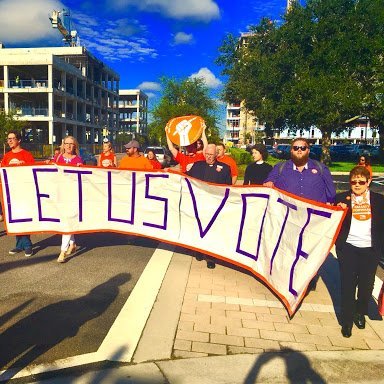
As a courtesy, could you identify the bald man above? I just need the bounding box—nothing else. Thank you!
[187,143,231,268]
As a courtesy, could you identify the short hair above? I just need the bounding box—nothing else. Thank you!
[291,137,310,148]
[349,166,371,180]
[251,144,269,161]
[217,143,225,150]
[7,130,22,141]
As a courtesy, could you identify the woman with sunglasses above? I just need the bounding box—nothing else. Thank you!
[357,155,372,179]
[54,136,83,263]
[335,166,384,338]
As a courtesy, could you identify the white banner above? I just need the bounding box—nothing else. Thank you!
[0,165,346,314]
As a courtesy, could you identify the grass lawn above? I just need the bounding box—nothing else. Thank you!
[237,157,384,180]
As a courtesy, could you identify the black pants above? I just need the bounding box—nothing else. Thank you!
[336,243,379,326]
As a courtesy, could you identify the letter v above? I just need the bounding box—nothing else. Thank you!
[185,178,230,238]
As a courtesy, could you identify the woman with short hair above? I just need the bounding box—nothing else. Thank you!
[243,144,273,185]
[335,166,384,337]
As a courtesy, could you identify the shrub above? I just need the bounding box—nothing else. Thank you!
[229,147,252,165]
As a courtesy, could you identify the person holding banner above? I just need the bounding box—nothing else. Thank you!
[335,166,384,338]
[264,138,335,203]
[187,143,232,269]
[264,138,336,291]
[1,130,35,257]
[216,143,239,185]
[165,124,207,173]
[98,141,117,168]
[54,136,83,263]
[243,144,272,185]
[119,140,153,170]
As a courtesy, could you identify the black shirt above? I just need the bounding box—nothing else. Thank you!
[243,162,273,185]
[187,160,232,185]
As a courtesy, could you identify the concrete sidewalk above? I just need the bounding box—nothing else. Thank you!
[3,248,384,383]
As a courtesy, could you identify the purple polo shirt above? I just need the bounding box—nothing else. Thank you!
[265,159,336,203]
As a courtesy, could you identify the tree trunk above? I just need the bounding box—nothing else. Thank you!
[321,130,332,166]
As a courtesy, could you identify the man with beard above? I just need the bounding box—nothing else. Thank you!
[264,138,335,291]
[264,138,335,203]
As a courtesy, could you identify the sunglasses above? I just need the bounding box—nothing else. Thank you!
[350,180,367,185]
[292,145,308,151]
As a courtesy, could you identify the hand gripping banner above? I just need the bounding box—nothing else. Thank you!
[0,165,346,315]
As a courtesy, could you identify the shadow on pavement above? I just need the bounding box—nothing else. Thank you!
[0,273,130,382]
[244,348,326,384]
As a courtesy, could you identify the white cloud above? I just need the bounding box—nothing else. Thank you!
[137,81,161,91]
[173,32,194,45]
[110,0,220,21]
[190,67,222,89]
[0,1,157,63]
[145,92,157,99]
[0,0,64,44]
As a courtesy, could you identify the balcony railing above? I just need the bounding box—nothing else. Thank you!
[15,107,49,116]
[9,79,48,88]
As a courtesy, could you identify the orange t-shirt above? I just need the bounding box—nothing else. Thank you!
[100,152,116,168]
[1,149,35,166]
[149,159,162,170]
[175,151,205,173]
[217,154,238,177]
[119,155,153,170]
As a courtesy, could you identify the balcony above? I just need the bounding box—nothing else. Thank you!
[9,79,47,88]
[15,107,49,116]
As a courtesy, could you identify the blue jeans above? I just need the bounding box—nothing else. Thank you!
[15,235,32,250]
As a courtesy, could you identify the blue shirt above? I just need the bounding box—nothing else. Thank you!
[265,159,336,203]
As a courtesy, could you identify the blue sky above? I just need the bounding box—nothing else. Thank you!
[0,0,290,130]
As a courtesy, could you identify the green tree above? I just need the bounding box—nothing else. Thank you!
[217,0,379,165]
[0,110,28,151]
[148,77,220,145]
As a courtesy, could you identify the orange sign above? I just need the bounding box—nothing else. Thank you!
[165,115,205,146]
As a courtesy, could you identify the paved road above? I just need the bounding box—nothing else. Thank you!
[0,225,158,371]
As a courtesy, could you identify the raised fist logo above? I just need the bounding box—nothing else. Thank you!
[173,117,197,146]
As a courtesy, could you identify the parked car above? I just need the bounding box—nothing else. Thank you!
[346,144,375,161]
[265,145,275,156]
[79,148,97,165]
[309,144,322,160]
[330,145,351,161]
[144,146,173,167]
[272,144,291,159]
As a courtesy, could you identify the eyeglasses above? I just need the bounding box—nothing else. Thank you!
[350,180,367,185]
[292,145,308,151]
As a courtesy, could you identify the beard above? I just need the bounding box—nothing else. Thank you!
[291,152,309,167]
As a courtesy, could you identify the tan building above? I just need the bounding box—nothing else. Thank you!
[226,100,264,146]
[0,46,119,145]
[119,89,148,137]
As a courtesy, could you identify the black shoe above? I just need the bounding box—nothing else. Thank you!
[24,247,33,257]
[353,313,366,329]
[206,260,216,269]
[195,254,204,261]
[9,248,22,255]
[341,325,352,338]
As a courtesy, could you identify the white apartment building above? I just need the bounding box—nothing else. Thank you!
[225,102,378,146]
[119,89,148,137]
[0,46,120,145]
